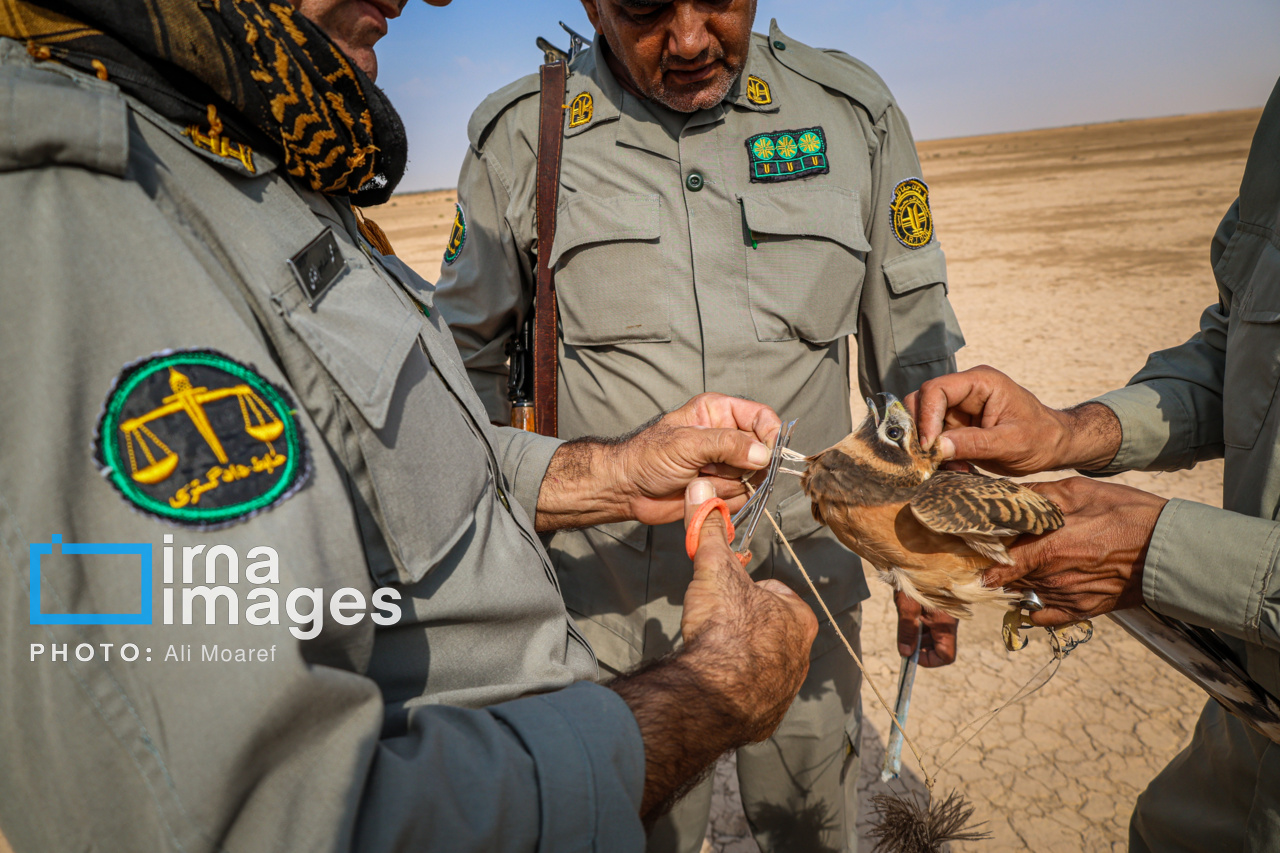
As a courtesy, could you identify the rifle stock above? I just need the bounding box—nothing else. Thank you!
[510,404,535,433]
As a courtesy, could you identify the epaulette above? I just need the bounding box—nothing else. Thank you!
[765,19,893,121]
[466,72,541,151]
[0,47,128,176]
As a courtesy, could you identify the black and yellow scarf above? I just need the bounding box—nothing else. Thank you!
[0,0,406,205]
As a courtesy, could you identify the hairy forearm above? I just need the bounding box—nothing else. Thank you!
[534,439,631,532]
[1054,402,1123,472]
[608,644,769,823]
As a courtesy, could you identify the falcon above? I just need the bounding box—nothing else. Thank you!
[799,394,1063,619]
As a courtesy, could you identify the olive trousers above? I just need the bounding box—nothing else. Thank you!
[1130,699,1280,852]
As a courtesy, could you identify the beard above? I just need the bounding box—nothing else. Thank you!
[643,45,746,113]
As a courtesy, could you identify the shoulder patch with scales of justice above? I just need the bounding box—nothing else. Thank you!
[94,350,310,528]
[746,76,772,105]
[443,203,467,265]
[890,178,933,248]
[745,127,829,183]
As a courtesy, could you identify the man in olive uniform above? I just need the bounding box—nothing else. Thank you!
[907,75,1280,853]
[435,1,965,849]
[0,1,821,850]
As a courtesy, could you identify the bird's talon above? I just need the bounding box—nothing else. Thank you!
[1002,608,1033,652]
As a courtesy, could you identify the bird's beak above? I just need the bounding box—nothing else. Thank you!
[879,393,914,435]
[865,397,880,428]
[879,392,908,422]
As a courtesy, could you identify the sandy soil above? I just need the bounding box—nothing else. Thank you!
[367,106,1262,852]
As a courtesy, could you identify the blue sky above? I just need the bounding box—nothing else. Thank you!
[375,1,1280,192]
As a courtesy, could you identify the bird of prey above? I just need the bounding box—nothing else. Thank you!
[799,394,1064,620]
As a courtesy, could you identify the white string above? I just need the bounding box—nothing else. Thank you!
[745,482,937,790]
[743,481,1068,795]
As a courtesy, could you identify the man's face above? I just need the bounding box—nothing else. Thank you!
[293,0,451,81]
[581,0,757,113]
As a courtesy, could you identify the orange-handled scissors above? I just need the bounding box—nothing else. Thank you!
[684,419,798,568]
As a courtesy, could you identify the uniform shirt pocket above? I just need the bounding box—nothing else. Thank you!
[277,267,488,586]
[739,187,871,344]
[281,277,421,431]
[1222,230,1280,450]
[883,247,965,367]
[547,193,673,345]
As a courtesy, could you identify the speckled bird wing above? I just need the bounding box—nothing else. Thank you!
[908,472,1064,565]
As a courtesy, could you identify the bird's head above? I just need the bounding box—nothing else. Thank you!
[842,393,941,485]
[801,393,941,517]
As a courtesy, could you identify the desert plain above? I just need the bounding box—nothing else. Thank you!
[367,106,1263,852]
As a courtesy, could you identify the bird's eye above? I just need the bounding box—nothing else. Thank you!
[886,426,905,442]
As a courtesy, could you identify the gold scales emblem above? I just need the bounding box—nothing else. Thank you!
[119,368,284,485]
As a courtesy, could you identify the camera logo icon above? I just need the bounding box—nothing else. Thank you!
[29,535,153,625]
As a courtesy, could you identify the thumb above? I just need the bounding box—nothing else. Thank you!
[694,428,772,472]
[932,424,1012,464]
[685,480,737,570]
[685,479,718,527]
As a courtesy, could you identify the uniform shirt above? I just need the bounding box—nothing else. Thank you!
[1090,75,1280,701]
[0,39,645,852]
[436,22,964,667]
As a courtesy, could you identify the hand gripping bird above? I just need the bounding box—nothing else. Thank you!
[797,394,1092,654]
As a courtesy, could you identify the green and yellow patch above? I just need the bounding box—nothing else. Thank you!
[94,350,308,528]
[443,203,467,265]
[745,127,828,183]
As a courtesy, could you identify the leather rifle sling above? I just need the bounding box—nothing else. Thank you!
[533,61,567,437]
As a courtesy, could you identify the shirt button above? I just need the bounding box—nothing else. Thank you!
[773,40,786,50]
[686,172,704,192]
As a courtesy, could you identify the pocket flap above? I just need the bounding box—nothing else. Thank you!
[546,193,661,268]
[739,188,871,253]
[883,246,948,295]
[279,278,421,431]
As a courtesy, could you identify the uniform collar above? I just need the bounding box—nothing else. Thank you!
[569,32,777,161]
[725,34,781,114]
[566,38,679,162]
[564,38,621,139]
[126,94,281,179]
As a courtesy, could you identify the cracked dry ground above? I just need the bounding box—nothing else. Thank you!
[368,106,1262,853]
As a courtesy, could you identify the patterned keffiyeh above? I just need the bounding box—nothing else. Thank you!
[0,0,407,204]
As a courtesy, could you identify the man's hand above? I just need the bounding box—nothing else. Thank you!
[678,481,819,736]
[894,592,958,668]
[903,365,1122,476]
[535,393,782,531]
[983,477,1168,626]
[609,480,817,822]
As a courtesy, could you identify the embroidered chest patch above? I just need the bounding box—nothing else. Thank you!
[443,203,467,265]
[94,350,309,528]
[745,127,829,183]
[890,178,933,248]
